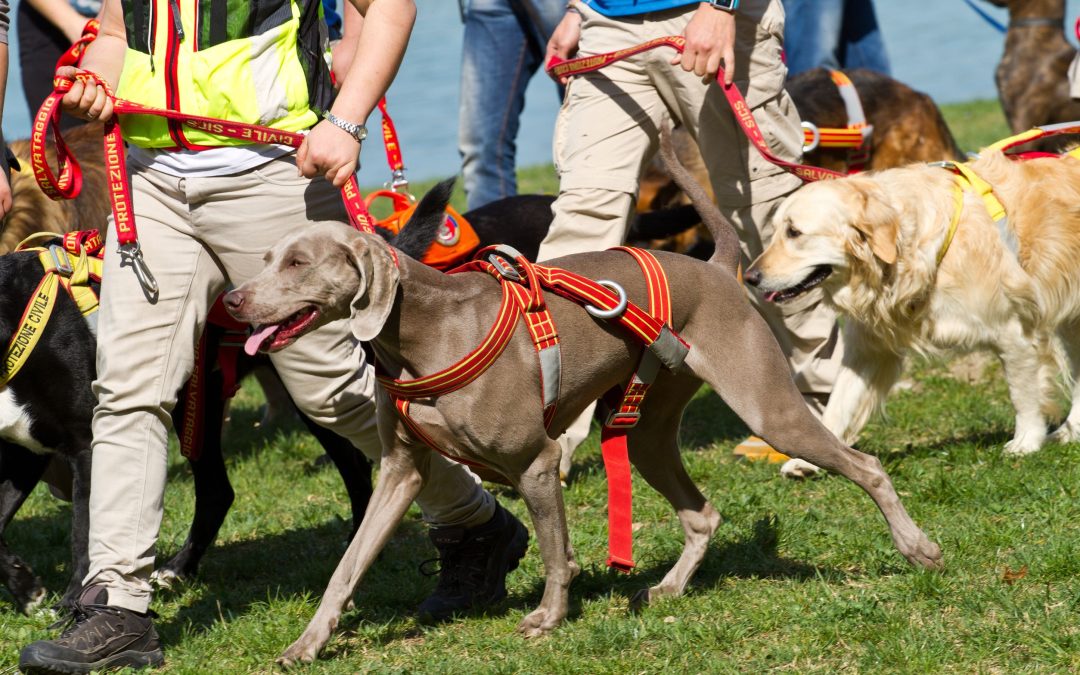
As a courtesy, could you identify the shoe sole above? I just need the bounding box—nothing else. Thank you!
[20,648,165,674]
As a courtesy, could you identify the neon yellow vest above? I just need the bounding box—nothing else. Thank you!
[116,0,333,149]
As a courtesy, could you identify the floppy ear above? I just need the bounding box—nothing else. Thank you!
[347,234,401,341]
[851,184,899,265]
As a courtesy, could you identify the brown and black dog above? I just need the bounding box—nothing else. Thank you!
[637,68,966,254]
[984,0,1080,142]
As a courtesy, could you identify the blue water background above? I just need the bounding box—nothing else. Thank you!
[5,0,1080,183]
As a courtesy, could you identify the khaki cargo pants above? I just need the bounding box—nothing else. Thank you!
[539,0,843,452]
[86,155,494,612]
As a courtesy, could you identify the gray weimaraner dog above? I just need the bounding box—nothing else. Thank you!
[225,130,942,666]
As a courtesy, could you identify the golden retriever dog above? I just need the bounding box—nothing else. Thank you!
[744,150,1080,476]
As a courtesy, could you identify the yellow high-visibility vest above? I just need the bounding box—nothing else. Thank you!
[116,0,333,149]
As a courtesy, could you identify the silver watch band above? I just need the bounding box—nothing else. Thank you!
[322,111,368,143]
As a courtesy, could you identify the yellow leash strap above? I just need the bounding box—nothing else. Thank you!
[934,160,1013,264]
[0,273,61,387]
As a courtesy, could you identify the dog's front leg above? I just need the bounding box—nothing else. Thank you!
[277,432,426,667]
[60,450,93,609]
[514,442,579,637]
[782,323,903,479]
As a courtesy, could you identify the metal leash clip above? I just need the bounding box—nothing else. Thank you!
[119,242,159,295]
[386,168,413,200]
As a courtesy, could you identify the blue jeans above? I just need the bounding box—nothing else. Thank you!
[458,0,564,211]
[781,0,890,77]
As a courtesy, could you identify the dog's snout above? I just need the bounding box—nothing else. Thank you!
[223,289,248,315]
[743,267,763,287]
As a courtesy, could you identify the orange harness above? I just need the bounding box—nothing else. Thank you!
[377,246,690,571]
[800,70,873,172]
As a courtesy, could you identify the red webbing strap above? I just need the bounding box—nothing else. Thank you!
[598,247,676,572]
[545,36,845,183]
[377,273,521,399]
[377,97,408,192]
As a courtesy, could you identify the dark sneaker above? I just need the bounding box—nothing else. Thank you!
[417,503,529,622]
[19,585,164,674]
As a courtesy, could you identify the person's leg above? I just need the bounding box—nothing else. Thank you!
[663,0,841,439]
[838,0,890,75]
[21,167,224,672]
[536,5,669,465]
[197,156,525,619]
[779,0,844,76]
[459,0,533,210]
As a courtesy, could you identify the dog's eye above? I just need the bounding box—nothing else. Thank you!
[786,225,802,239]
[287,258,309,268]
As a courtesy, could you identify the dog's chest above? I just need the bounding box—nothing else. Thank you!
[0,389,52,454]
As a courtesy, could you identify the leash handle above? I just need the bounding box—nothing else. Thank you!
[545,36,845,182]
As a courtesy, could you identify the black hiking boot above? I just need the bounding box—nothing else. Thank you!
[19,585,164,674]
[417,503,529,622]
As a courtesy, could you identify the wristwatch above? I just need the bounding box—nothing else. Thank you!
[707,0,738,11]
[323,111,368,143]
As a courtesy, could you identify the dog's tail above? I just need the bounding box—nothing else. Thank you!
[656,123,741,274]
[388,177,456,260]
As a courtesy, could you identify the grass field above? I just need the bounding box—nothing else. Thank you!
[8,100,1080,674]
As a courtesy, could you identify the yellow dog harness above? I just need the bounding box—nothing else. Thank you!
[0,231,104,387]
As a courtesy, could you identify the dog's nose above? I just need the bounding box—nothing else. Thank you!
[743,267,763,287]
[223,289,247,315]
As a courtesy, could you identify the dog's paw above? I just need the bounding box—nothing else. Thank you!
[1048,421,1080,445]
[150,567,186,591]
[1003,433,1044,456]
[277,641,319,668]
[780,458,821,479]
[517,607,562,638]
[903,537,944,571]
[21,587,48,616]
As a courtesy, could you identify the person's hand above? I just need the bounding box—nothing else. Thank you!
[296,119,362,187]
[546,9,583,84]
[56,65,115,122]
[672,4,736,85]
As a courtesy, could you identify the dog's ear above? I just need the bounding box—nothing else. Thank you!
[346,234,400,341]
[851,184,899,265]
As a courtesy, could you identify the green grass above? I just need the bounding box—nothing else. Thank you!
[5,98,1076,673]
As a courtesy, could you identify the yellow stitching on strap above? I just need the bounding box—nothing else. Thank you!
[1,274,60,387]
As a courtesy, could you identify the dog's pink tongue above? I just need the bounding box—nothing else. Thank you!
[764,291,779,302]
[244,324,279,356]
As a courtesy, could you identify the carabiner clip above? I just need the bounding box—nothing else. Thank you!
[118,241,159,296]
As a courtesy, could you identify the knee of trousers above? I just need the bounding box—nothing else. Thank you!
[539,186,636,260]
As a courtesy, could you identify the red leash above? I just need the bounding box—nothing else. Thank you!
[31,21,377,294]
[545,35,845,183]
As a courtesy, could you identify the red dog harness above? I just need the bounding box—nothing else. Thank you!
[377,246,690,571]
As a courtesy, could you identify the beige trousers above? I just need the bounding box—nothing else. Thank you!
[86,156,494,612]
[540,0,842,455]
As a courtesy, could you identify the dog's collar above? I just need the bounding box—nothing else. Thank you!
[1008,16,1064,29]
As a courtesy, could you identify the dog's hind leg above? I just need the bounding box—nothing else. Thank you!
[624,375,721,611]
[0,442,51,613]
[277,428,427,667]
[514,441,580,637]
[685,301,942,570]
[1049,317,1080,444]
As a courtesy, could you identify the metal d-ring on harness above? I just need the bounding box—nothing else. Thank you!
[585,281,628,319]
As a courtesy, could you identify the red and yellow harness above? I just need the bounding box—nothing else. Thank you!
[379,245,690,571]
